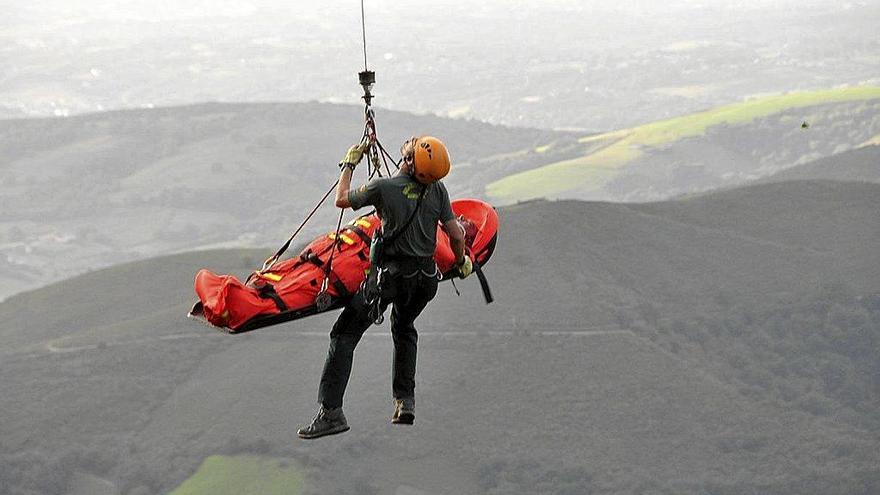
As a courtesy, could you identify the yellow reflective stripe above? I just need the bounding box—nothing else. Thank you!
[327,233,356,245]
[355,219,371,228]
[259,272,283,282]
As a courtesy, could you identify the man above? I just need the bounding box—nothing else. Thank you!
[297,136,473,439]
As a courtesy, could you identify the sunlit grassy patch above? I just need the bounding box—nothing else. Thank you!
[859,134,880,148]
[487,87,880,201]
[488,143,640,199]
[169,455,303,495]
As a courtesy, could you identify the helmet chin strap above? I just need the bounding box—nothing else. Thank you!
[399,158,414,176]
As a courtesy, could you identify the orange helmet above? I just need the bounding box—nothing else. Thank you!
[409,136,451,184]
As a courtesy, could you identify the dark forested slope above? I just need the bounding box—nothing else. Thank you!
[1,180,878,495]
[761,145,880,184]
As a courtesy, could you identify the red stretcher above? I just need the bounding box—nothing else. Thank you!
[189,198,498,333]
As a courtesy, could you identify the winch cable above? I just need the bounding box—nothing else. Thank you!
[262,0,398,299]
[314,0,386,303]
[360,0,369,72]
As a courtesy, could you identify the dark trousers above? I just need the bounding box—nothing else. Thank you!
[318,269,438,409]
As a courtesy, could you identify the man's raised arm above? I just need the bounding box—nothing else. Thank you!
[335,141,369,209]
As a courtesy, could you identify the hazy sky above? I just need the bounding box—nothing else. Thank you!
[3,0,878,128]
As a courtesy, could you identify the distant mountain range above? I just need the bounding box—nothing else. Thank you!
[0,102,567,301]
[5,1,878,130]
[2,93,878,302]
[1,179,878,494]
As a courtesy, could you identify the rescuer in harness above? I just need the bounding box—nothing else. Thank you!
[297,136,473,439]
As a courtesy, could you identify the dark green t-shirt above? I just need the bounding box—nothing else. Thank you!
[348,174,455,258]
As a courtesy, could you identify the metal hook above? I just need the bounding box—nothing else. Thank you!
[359,70,376,106]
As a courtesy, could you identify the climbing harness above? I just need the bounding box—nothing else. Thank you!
[363,186,428,324]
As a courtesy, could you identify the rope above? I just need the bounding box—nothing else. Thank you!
[377,140,401,172]
[318,117,381,294]
[260,0,391,289]
[379,147,394,177]
[365,114,396,176]
[260,179,339,272]
[321,208,347,287]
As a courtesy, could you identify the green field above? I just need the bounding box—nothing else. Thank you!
[861,133,880,147]
[486,86,880,201]
[169,455,303,495]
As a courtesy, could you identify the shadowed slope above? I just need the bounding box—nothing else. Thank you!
[760,145,880,184]
[1,180,878,494]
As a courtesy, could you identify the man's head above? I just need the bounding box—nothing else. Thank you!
[400,136,450,184]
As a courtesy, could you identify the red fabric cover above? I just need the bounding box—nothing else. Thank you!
[194,198,498,331]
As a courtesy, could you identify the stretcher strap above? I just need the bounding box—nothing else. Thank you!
[332,278,351,299]
[257,283,289,312]
[473,261,494,305]
[344,223,373,245]
[300,251,352,300]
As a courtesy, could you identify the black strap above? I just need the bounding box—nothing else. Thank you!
[345,223,373,245]
[473,261,494,304]
[300,250,324,267]
[332,279,351,299]
[257,283,289,312]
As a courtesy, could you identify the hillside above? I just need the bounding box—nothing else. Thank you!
[2,93,877,303]
[761,144,880,184]
[487,87,880,202]
[0,102,571,301]
[1,180,878,495]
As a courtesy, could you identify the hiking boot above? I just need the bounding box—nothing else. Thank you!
[391,398,415,425]
[297,405,350,439]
